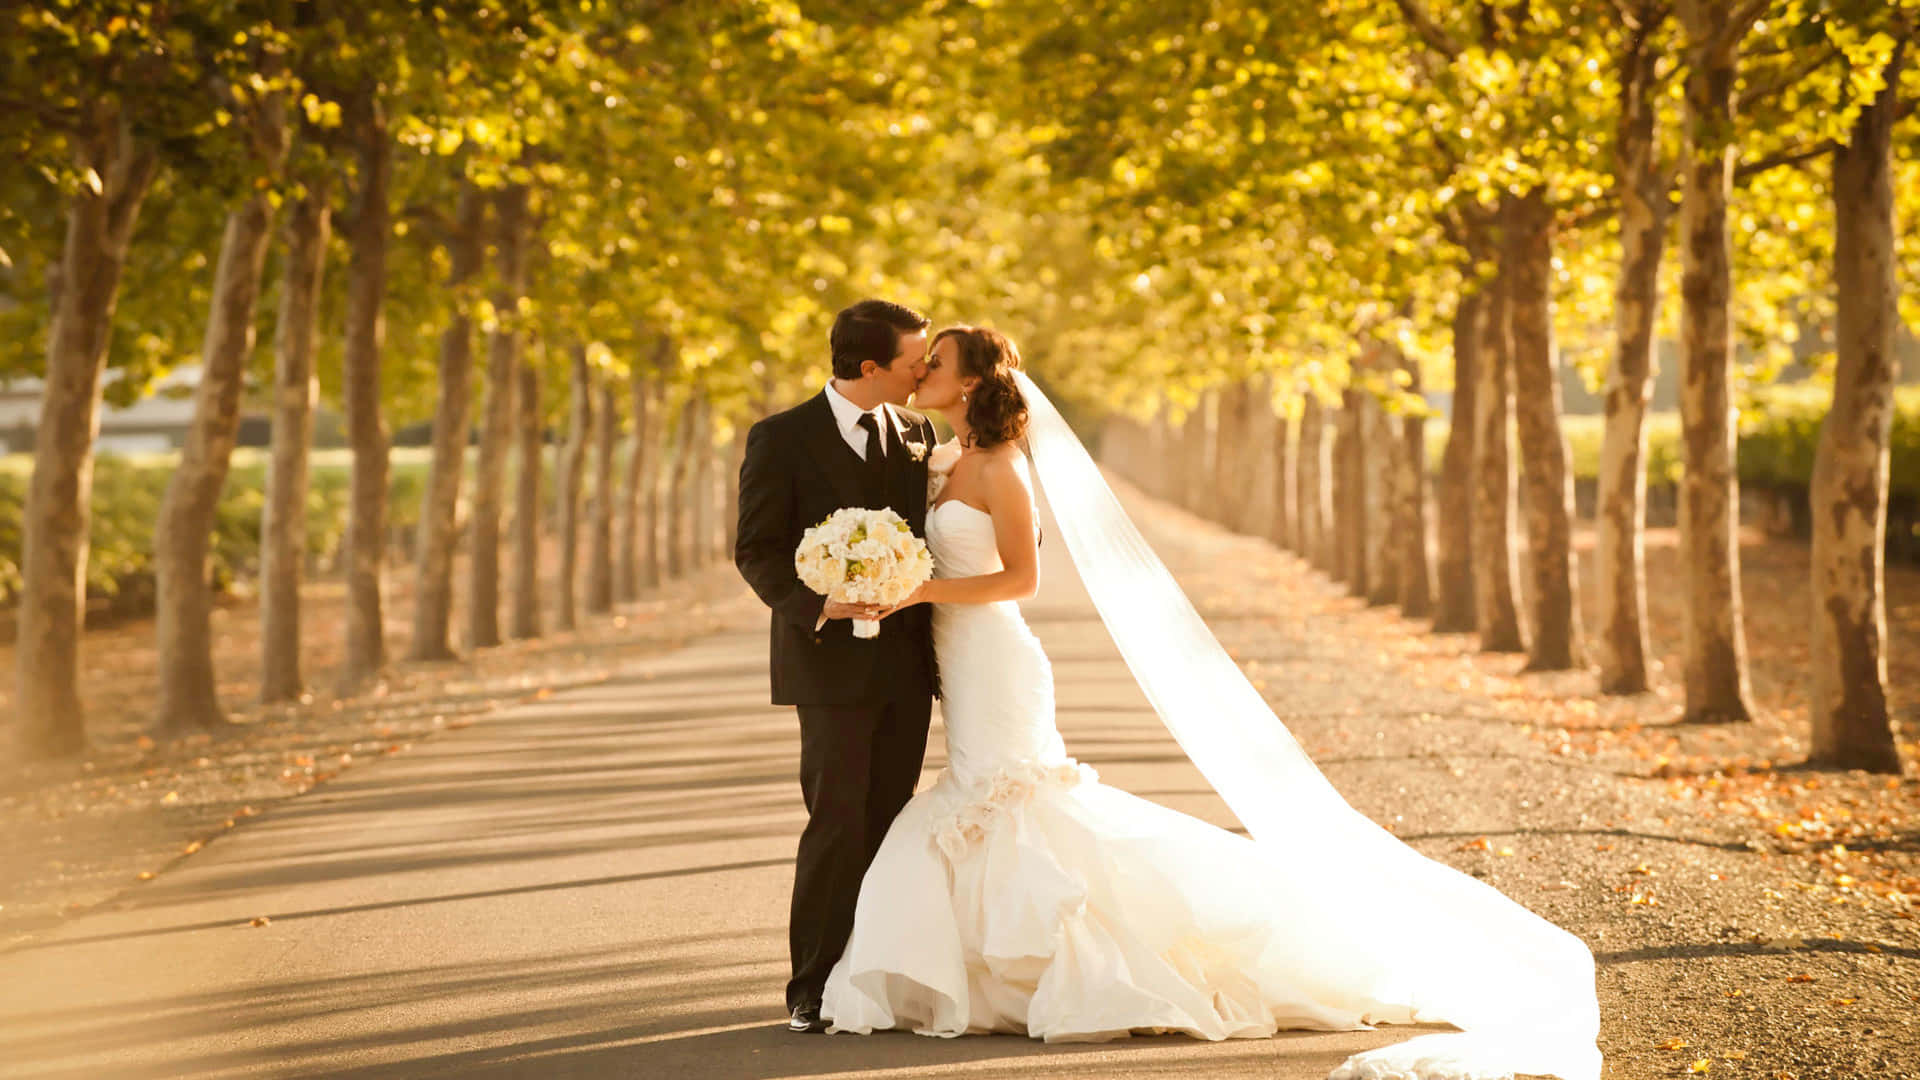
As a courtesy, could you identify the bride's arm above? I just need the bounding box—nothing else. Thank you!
[901,452,1040,607]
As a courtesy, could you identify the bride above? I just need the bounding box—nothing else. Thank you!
[821,326,1602,1080]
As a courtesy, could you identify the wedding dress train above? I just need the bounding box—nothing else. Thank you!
[819,376,1601,1080]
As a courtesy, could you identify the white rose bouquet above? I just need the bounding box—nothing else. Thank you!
[794,507,935,639]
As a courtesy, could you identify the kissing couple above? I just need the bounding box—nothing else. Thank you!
[733,299,1602,1080]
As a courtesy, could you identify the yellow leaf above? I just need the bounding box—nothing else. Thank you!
[1690,1059,1710,1073]
[1656,1037,1688,1051]
[136,870,155,881]
[249,916,270,927]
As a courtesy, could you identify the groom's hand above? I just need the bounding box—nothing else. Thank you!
[821,600,885,622]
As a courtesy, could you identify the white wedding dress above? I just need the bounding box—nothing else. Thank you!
[820,375,1601,1080]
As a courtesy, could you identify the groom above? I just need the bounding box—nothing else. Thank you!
[733,298,940,1034]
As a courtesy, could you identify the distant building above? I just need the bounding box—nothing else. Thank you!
[0,366,270,456]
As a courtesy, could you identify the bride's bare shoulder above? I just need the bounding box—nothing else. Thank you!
[980,444,1034,492]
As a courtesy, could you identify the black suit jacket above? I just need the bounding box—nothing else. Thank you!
[734,391,939,706]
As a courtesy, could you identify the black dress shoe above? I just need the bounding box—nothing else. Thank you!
[787,1002,828,1034]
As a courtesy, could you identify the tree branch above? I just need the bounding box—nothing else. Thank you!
[1716,0,1771,55]
[1733,139,1836,181]
[1392,0,1463,58]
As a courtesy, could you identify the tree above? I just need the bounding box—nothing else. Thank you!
[1809,30,1911,770]
[1393,346,1434,618]
[1506,191,1586,670]
[554,344,591,630]
[613,355,660,603]
[338,88,392,688]
[585,371,618,613]
[154,40,292,733]
[14,114,160,753]
[410,178,486,660]
[508,338,542,641]
[259,164,330,703]
[1596,1,1681,694]
[467,182,527,649]
[1473,264,1527,654]
[1432,287,1479,633]
[1674,0,1763,722]
[8,10,167,755]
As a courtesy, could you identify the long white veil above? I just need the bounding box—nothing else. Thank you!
[1014,371,1601,1080]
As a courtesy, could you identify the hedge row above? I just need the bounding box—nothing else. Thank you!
[0,449,431,613]
[1425,385,1920,501]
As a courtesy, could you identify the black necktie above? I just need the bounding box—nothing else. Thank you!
[856,412,885,497]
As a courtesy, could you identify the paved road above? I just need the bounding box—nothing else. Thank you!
[0,493,1426,1079]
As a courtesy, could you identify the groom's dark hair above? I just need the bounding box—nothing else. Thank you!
[830,299,930,379]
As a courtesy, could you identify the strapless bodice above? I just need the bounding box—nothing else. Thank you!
[920,496,1062,785]
[925,499,1003,579]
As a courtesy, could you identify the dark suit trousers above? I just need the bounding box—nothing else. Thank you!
[786,693,933,1010]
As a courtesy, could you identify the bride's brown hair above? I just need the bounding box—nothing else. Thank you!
[932,325,1029,449]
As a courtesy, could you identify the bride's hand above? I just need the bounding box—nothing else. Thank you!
[878,581,931,619]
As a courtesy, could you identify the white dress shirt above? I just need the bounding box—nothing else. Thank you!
[817,382,903,632]
[824,380,897,461]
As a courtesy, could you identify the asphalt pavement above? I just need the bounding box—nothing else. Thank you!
[0,492,1425,1080]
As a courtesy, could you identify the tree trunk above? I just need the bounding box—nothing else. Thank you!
[260,172,331,703]
[1272,398,1297,552]
[1676,4,1756,721]
[14,114,158,756]
[508,349,542,641]
[1397,347,1434,618]
[724,418,748,554]
[409,179,485,661]
[1185,393,1215,517]
[1809,64,1903,771]
[1473,262,1527,653]
[1324,398,1348,581]
[1337,386,1368,595]
[585,376,618,612]
[663,397,693,578]
[339,104,392,689]
[466,183,527,650]
[1215,380,1254,532]
[1365,386,1398,606]
[555,344,592,631]
[1300,395,1334,572]
[1507,190,1585,670]
[1433,288,1480,632]
[642,389,669,590]
[156,146,287,733]
[1148,409,1177,501]
[614,370,657,602]
[1595,9,1668,694]
[689,395,715,568]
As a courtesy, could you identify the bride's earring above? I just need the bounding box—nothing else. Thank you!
[962,391,969,402]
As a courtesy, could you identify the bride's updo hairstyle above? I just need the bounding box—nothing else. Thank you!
[933,325,1029,449]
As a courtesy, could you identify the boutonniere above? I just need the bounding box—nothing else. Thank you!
[905,441,928,462]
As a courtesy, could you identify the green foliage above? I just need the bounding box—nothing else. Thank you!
[0,449,431,612]
[1423,387,1920,503]
[1739,384,1920,501]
